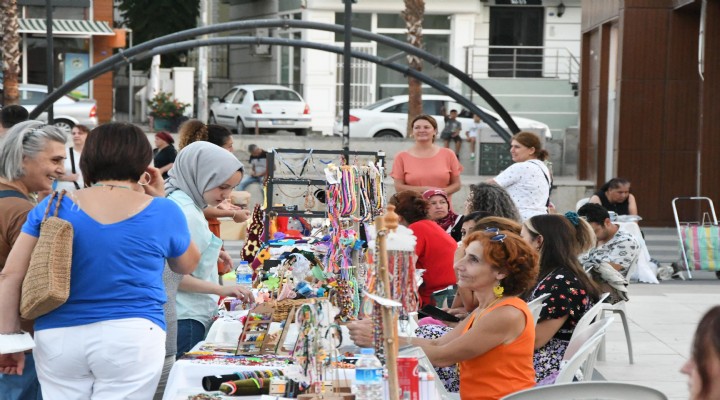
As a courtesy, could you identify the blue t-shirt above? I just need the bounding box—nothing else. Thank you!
[21,195,191,331]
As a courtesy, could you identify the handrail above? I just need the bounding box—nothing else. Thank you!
[465,45,580,84]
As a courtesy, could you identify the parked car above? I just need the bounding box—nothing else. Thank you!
[0,83,98,135]
[332,94,551,140]
[209,84,312,136]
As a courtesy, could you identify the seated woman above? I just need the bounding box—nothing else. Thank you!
[681,305,720,400]
[390,190,456,306]
[589,177,637,216]
[406,230,539,400]
[520,213,599,382]
[423,188,464,241]
[464,182,521,222]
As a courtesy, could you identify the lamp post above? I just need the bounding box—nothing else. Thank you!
[341,0,356,164]
[46,0,54,124]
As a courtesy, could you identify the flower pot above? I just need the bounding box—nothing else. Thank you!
[153,117,174,132]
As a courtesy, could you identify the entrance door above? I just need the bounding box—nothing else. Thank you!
[489,6,544,77]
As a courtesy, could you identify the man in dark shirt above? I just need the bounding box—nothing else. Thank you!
[237,144,267,190]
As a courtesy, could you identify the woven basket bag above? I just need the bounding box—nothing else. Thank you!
[20,191,73,320]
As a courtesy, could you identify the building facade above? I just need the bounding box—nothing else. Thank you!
[580,0,720,225]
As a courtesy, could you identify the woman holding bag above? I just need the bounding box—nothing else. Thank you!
[0,123,200,400]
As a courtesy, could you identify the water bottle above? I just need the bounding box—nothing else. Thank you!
[354,348,384,400]
[235,260,253,287]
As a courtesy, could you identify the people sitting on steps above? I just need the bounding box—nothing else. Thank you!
[589,177,638,216]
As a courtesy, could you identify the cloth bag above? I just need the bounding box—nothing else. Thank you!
[20,191,73,320]
[681,224,720,272]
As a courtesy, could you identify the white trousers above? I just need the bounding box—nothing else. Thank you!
[34,318,166,400]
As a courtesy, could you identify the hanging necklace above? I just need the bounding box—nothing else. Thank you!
[92,183,133,190]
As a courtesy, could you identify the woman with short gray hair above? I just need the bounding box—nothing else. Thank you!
[0,120,67,399]
[464,182,522,222]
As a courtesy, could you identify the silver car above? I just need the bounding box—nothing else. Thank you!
[209,84,312,136]
[0,83,98,134]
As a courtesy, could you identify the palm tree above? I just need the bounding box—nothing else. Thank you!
[402,0,424,138]
[1,0,20,105]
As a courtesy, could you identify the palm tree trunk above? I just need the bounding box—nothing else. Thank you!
[402,0,424,138]
[1,0,21,105]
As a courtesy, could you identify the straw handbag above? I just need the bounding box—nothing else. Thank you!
[20,191,73,320]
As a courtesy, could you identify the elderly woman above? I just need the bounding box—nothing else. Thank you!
[464,182,521,222]
[0,122,200,399]
[391,114,463,201]
[153,131,177,180]
[406,230,539,400]
[423,188,464,241]
[390,190,456,306]
[0,121,66,398]
[521,214,599,382]
[589,177,638,216]
[681,306,720,400]
[487,132,551,221]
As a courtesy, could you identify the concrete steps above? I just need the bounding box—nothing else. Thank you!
[642,227,682,265]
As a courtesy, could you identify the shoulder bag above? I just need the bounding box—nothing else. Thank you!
[20,190,74,320]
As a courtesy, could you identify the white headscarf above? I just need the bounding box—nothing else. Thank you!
[165,141,243,208]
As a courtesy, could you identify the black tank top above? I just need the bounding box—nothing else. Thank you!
[595,190,630,215]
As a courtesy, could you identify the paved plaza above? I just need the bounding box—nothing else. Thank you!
[595,271,720,400]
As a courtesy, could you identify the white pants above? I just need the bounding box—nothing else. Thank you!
[34,318,166,400]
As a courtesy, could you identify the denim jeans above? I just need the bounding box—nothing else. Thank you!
[176,319,206,358]
[236,175,263,191]
[0,352,42,400]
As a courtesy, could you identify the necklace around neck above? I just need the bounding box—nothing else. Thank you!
[93,183,132,191]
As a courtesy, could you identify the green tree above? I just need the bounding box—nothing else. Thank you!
[402,0,424,138]
[118,0,200,69]
[1,0,20,105]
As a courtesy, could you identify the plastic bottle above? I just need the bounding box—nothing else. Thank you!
[235,260,253,286]
[353,348,384,400]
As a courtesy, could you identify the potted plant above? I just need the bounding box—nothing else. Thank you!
[149,91,189,132]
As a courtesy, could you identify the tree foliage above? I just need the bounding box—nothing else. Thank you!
[117,0,200,69]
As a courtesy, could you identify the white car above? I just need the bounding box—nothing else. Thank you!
[209,84,312,136]
[0,83,98,135]
[332,94,551,140]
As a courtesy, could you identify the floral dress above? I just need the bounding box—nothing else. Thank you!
[527,268,594,382]
[415,324,459,392]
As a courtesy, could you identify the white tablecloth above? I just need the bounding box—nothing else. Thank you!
[617,221,659,284]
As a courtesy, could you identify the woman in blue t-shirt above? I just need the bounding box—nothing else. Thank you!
[0,123,200,400]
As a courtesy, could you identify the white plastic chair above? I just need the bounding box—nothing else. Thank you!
[554,334,605,384]
[575,197,591,211]
[570,292,610,340]
[527,293,551,326]
[598,300,634,364]
[500,381,668,400]
[563,316,615,380]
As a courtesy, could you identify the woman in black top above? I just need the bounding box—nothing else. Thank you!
[153,131,177,179]
[589,177,637,215]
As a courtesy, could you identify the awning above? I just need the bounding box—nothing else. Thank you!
[18,19,115,36]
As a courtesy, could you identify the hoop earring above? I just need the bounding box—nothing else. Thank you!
[138,171,151,186]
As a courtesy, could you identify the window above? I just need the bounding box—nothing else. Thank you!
[19,89,46,106]
[382,102,408,114]
[377,14,450,30]
[233,90,246,104]
[252,90,300,102]
[221,88,238,103]
[334,13,372,42]
[422,100,444,116]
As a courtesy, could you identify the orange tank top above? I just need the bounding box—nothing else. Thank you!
[458,297,536,400]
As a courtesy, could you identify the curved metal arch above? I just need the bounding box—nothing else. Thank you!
[30,19,520,137]
[128,36,511,142]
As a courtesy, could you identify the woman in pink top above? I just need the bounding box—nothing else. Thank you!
[391,114,463,201]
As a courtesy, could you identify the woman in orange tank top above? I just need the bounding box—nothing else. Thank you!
[405,230,540,400]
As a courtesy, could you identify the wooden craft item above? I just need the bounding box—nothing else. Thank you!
[235,303,275,355]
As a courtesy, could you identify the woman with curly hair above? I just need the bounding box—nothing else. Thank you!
[464,182,521,222]
[178,119,209,150]
[406,230,539,400]
[389,190,456,306]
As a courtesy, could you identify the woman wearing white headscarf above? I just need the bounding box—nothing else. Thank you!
[165,141,254,356]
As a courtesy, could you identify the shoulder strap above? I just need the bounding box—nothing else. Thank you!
[42,190,66,221]
[69,148,80,190]
[0,190,27,200]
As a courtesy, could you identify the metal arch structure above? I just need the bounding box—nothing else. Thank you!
[29,19,520,142]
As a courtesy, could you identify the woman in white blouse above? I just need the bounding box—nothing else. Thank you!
[487,132,551,221]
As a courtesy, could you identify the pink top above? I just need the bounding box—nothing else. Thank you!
[391,148,463,200]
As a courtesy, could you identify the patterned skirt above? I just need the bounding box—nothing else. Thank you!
[414,324,459,393]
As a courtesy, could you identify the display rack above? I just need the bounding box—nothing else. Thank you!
[263,148,385,241]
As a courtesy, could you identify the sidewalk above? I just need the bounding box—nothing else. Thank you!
[595,271,720,400]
